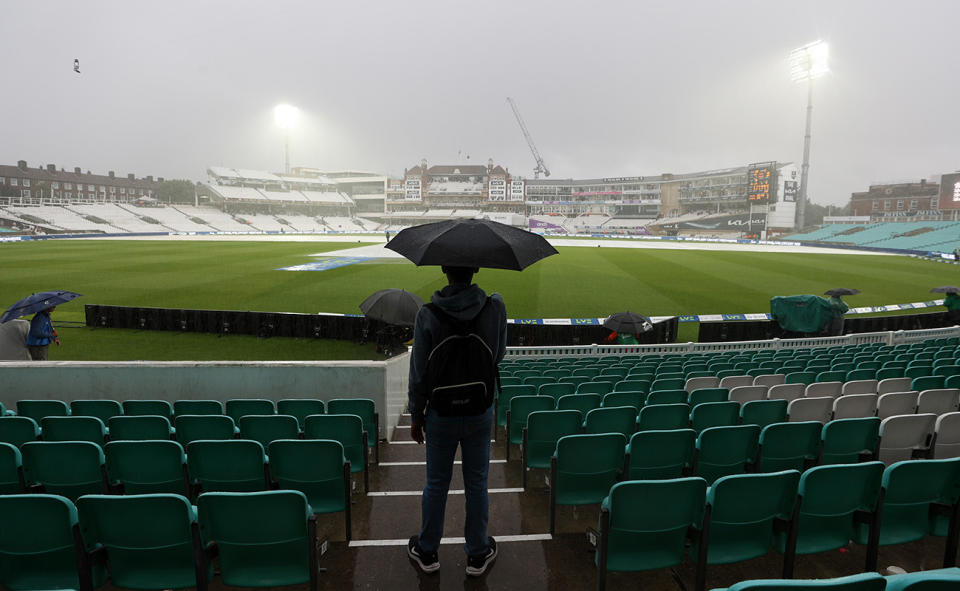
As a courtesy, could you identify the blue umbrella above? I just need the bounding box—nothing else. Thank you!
[1,291,82,324]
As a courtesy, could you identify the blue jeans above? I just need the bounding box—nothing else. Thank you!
[418,406,493,557]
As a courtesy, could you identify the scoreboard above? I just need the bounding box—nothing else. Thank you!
[940,172,960,210]
[747,162,777,202]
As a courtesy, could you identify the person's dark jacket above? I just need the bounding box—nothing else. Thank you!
[408,283,507,424]
[26,311,54,346]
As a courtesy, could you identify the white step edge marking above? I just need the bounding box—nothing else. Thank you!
[379,460,507,467]
[367,487,523,497]
[349,533,552,547]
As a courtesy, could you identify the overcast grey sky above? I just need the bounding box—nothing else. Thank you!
[2,1,958,205]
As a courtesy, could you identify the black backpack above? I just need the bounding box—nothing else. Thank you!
[423,298,499,416]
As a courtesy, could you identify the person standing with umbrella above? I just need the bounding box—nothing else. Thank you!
[2,291,81,361]
[823,288,857,337]
[387,219,556,578]
[932,287,960,325]
[26,307,59,360]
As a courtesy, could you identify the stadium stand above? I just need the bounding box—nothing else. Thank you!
[787,221,960,252]
[173,205,253,232]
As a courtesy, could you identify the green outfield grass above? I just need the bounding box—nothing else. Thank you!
[0,239,955,360]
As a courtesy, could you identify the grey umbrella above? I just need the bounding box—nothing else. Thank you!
[360,289,424,327]
[824,288,860,296]
[385,219,558,270]
[931,286,960,294]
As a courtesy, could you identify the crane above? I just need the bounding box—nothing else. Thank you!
[506,97,550,179]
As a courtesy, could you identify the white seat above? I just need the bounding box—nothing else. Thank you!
[719,375,754,390]
[876,391,919,420]
[728,385,767,404]
[767,383,805,403]
[933,412,960,458]
[804,381,843,399]
[753,374,786,387]
[832,394,878,420]
[878,377,913,395]
[842,379,879,396]
[787,397,834,423]
[877,413,936,465]
[685,376,720,393]
[916,389,960,415]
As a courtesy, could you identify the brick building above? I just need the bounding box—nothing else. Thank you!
[849,179,940,218]
[0,160,161,203]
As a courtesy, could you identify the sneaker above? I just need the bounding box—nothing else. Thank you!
[407,536,439,573]
[465,536,498,577]
[885,566,908,575]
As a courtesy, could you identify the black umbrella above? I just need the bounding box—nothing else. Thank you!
[385,219,558,271]
[359,289,424,327]
[824,288,860,296]
[1,290,82,324]
[931,286,960,294]
[603,311,654,334]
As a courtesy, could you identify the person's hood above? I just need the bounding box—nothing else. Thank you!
[430,283,487,321]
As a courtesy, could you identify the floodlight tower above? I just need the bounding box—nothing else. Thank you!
[789,40,829,230]
[274,104,300,174]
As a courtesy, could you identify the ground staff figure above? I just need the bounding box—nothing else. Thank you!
[944,291,960,325]
[826,295,849,337]
[406,265,507,577]
[26,307,59,360]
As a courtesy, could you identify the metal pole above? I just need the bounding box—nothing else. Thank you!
[284,131,290,174]
[797,76,814,230]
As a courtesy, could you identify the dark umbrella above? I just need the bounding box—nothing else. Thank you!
[359,289,424,327]
[824,288,860,296]
[1,291,82,324]
[931,286,960,294]
[603,311,654,334]
[385,219,558,270]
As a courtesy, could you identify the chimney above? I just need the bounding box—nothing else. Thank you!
[17,160,26,170]
[86,170,91,175]
[127,173,135,180]
[146,176,154,182]
[74,167,81,174]
[108,171,115,178]
[47,164,56,172]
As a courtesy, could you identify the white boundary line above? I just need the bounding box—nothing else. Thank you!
[367,487,523,497]
[380,460,507,467]
[349,533,552,547]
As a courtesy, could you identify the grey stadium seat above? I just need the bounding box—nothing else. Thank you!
[916,388,960,415]
[877,413,936,465]
[876,391,918,420]
[933,412,960,458]
[877,377,913,395]
[728,385,767,404]
[685,376,720,393]
[767,383,805,403]
[841,379,879,396]
[719,375,754,390]
[832,394,878,420]
[804,381,843,399]
[753,374,786,388]
[787,397,833,423]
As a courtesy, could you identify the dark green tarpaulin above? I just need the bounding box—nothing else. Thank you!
[770,295,834,333]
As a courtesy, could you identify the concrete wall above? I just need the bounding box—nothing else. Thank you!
[0,357,411,442]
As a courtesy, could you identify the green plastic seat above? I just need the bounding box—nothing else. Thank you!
[225,398,275,423]
[76,494,205,590]
[694,425,760,485]
[197,490,319,591]
[757,421,821,472]
[786,372,818,386]
[821,417,881,465]
[912,375,946,391]
[70,400,122,424]
[595,478,707,591]
[122,400,174,421]
[108,415,173,441]
[577,381,615,396]
[690,401,740,433]
[584,406,637,438]
[614,379,650,393]
[877,367,906,380]
[905,366,933,379]
[239,415,300,450]
[625,428,696,480]
[0,494,106,591]
[21,441,107,500]
[522,410,582,489]
[173,400,224,417]
[688,388,729,408]
[601,391,645,411]
[497,384,536,429]
[16,399,69,423]
[268,439,352,542]
[857,457,960,568]
[0,441,23,493]
[543,369,572,381]
[40,416,107,445]
[740,399,787,429]
[549,432,626,534]
[600,367,629,380]
[0,416,40,447]
[637,403,690,431]
[276,399,327,429]
[846,369,877,382]
[186,439,268,494]
[105,440,189,495]
[816,370,847,383]
[524,375,555,390]
[949,375,960,389]
[885,567,960,590]
[936,365,960,377]
[327,398,379,463]
[572,367,600,379]
[304,414,368,493]
[556,393,601,417]
[725,573,885,590]
[513,369,540,380]
[498,376,522,387]
[538,382,576,402]
[507,395,556,461]
[693,470,800,591]
[559,375,592,389]
[174,414,237,445]
[651,377,685,391]
[779,462,884,577]
[646,388,688,405]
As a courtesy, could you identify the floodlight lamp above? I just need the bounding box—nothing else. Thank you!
[789,40,829,83]
[274,104,300,130]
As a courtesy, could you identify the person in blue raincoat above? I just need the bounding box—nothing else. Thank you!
[26,307,59,360]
